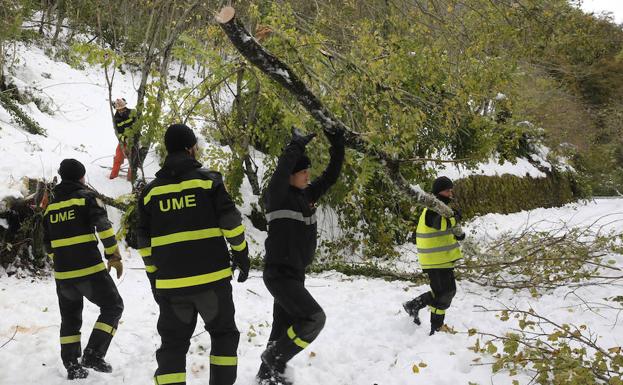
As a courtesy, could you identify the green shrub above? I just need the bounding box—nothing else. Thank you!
[454,171,585,219]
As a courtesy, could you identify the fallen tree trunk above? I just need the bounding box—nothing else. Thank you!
[215,7,453,217]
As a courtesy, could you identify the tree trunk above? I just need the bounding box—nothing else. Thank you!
[215,6,453,217]
[37,0,47,35]
[51,0,65,46]
[0,40,5,91]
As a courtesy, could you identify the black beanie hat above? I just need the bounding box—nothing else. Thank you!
[291,154,311,174]
[58,159,86,181]
[164,124,197,153]
[432,176,453,195]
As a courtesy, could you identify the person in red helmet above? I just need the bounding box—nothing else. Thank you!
[109,98,137,181]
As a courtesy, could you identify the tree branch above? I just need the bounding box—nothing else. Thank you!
[215,6,453,217]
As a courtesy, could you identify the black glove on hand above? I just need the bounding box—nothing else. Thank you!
[453,208,463,223]
[232,248,250,283]
[290,127,316,149]
[323,128,345,147]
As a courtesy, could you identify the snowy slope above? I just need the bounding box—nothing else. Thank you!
[1,42,623,385]
[0,42,143,200]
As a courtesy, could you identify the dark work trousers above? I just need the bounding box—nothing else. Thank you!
[154,281,240,385]
[56,271,124,367]
[263,272,326,368]
[412,268,456,330]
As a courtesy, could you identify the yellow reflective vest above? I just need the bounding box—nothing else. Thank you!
[416,208,462,270]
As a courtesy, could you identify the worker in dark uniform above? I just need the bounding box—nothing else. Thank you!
[136,124,250,385]
[43,159,124,380]
[109,98,137,181]
[403,176,465,335]
[257,127,345,385]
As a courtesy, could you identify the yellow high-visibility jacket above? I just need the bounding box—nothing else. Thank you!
[416,208,462,270]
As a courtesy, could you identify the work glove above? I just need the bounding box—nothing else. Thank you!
[290,127,316,149]
[451,223,466,241]
[453,208,463,223]
[231,248,250,283]
[106,248,124,279]
[323,128,345,147]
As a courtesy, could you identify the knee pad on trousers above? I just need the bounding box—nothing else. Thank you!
[298,310,326,342]
[436,288,456,309]
[102,298,124,323]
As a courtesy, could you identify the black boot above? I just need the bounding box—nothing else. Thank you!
[81,348,112,373]
[403,297,426,325]
[259,344,293,385]
[66,361,89,380]
[256,362,272,384]
[430,313,444,336]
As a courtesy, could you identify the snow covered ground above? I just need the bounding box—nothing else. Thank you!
[0,208,622,385]
[1,41,623,385]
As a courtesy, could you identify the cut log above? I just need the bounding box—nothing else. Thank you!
[216,7,453,217]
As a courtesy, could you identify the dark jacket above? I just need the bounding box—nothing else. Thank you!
[424,195,465,241]
[113,108,136,138]
[264,143,344,280]
[136,152,247,296]
[43,181,118,281]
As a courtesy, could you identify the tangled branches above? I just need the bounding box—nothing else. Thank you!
[469,306,623,385]
[456,215,623,291]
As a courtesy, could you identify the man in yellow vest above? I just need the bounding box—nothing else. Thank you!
[403,176,465,335]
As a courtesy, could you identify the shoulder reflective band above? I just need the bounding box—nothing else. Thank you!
[287,326,310,348]
[143,179,213,205]
[145,265,158,273]
[151,228,223,248]
[94,322,116,336]
[155,267,232,289]
[417,244,460,254]
[139,247,152,257]
[45,198,86,215]
[51,233,97,248]
[429,306,446,315]
[231,240,247,252]
[98,228,115,240]
[266,210,317,225]
[221,224,245,238]
[209,355,238,366]
[54,262,106,280]
[60,334,81,344]
[154,372,186,385]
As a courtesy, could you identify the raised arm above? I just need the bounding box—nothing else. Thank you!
[265,128,316,210]
[306,145,344,203]
[306,130,345,203]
